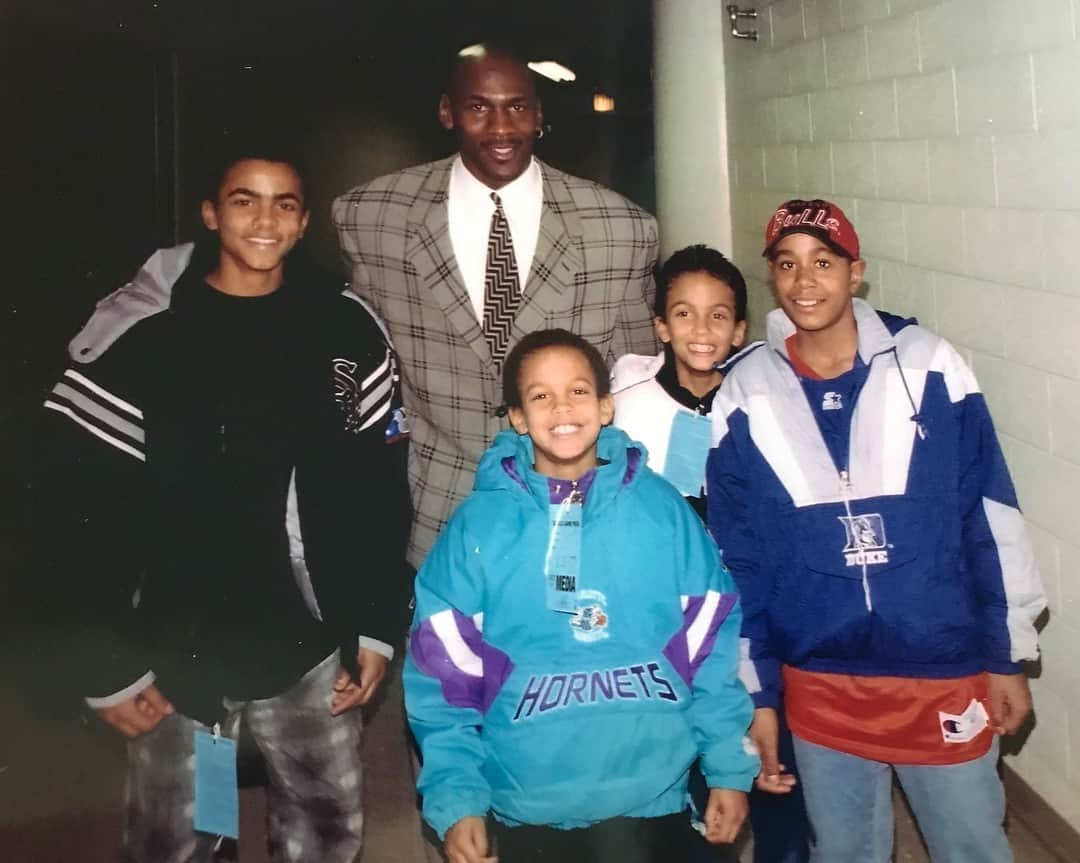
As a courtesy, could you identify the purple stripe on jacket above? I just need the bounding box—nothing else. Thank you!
[502,455,527,492]
[410,609,514,714]
[663,592,738,688]
[624,446,642,485]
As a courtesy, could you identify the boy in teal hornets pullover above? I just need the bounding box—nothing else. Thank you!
[404,329,756,863]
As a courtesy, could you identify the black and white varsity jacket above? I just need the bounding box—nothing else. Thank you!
[35,251,411,722]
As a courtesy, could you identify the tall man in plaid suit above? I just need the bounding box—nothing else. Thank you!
[333,45,659,566]
[63,46,658,570]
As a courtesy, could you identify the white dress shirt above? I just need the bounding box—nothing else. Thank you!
[447,156,544,322]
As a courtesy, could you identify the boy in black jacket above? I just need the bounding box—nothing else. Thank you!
[35,148,410,862]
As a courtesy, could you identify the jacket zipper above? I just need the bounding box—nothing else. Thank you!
[839,468,872,612]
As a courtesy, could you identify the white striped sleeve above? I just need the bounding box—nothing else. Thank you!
[43,368,145,461]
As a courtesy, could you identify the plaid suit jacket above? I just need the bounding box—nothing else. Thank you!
[332,157,659,566]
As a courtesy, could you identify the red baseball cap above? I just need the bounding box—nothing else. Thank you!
[763,199,860,260]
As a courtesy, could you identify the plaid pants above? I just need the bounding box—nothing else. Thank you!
[120,651,365,863]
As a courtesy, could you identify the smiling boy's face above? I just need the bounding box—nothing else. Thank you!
[507,345,614,481]
[655,271,746,396]
[768,232,865,339]
[201,159,309,281]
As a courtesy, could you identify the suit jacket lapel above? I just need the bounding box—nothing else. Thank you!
[514,163,584,338]
[405,158,492,369]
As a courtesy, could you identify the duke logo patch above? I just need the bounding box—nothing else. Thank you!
[838,513,890,566]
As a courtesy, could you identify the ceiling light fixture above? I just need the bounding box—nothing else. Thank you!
[593,92,615,113]
[528,61,577,83]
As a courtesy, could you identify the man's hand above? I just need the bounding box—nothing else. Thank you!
[704,788,748,844]
[330,648,389,716]
[94,684,174,738]
[987,672,1033,735]
[750,707,797,794]
[444,815,496,863]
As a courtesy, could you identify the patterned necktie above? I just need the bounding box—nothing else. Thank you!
[482,192,520,363]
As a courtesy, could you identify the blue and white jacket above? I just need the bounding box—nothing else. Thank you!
[404,425,757,837]
[706,298,1046,709]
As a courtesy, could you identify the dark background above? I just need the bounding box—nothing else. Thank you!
[1,0,656,602]
[1,0,655,420]
[0,1,655,856]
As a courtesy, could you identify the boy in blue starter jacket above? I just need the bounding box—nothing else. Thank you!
[405,329,757,863]
[707,199,1047,862]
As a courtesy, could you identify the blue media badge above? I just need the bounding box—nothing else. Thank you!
[662,410,713,496]
[194,728,239,839]
[545,498,583,613]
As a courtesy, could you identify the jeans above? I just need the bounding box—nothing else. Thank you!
[792,735,1012,863]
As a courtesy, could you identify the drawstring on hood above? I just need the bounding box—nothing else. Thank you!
[891,348,928,441]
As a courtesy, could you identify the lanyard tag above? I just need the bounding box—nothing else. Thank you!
[545,498,583,613]
[194,727,239,839]
[662,410,713,496]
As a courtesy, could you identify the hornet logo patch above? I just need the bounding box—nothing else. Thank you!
[569,589,610,643]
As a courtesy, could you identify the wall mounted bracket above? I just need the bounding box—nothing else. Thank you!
[726,5,759,40]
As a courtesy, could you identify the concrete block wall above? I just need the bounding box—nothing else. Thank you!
[723,0,1080,826]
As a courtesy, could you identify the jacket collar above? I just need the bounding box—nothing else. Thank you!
[476,425,644,512]
[765,297,896,366]
[654,344,722,412]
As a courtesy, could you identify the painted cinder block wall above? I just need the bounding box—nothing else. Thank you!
[722,0,1080,826]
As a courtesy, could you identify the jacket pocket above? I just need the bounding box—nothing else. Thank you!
[792,495,926,580]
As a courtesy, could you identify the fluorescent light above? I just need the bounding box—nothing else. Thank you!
[528,61,577,83]
[593,92,615,113]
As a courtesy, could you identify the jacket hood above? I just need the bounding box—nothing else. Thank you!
[610,352,664,394]
[765,297,918,365]
[475,425,646,509]
[69,243,194,363]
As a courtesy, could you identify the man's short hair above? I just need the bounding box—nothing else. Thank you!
[654,244,748,322]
